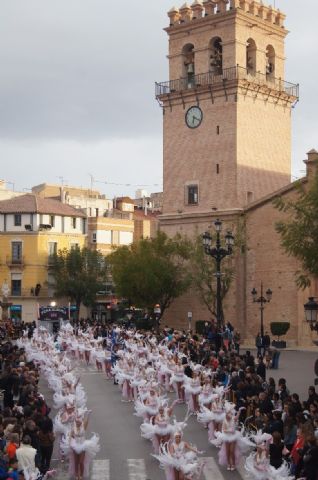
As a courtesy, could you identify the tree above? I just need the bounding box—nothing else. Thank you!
[108,231,191,317]
[274,171,318,288]
[50,246,108,319]
[187,224,243,322]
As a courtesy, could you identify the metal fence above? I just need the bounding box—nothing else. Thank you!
[155,65,299,98]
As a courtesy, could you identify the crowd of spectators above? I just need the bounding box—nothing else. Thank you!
[0,341,55,479]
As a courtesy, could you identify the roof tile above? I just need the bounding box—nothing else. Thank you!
[0,194,86,217]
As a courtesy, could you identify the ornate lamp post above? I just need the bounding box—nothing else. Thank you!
[304,297,318,332]
[304,297,318,385]
[251,283,273,338]
[202,219,234,332]
[154,304,161,332]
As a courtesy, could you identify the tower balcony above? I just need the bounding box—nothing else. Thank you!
[155,65,299,103]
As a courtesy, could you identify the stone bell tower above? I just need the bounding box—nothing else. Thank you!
[156,0,299,222]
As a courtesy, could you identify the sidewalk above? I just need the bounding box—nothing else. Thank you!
[239,349,317,400]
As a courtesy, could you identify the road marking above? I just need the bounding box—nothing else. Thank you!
[127,459,147,480]
[91,459,110,480]
[203,456,224,480]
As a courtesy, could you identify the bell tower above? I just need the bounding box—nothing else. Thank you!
[156,0,299,218]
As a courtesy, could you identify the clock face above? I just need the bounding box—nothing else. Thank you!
[185,106,203,129]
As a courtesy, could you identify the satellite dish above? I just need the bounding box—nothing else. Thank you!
[314,358,318,377]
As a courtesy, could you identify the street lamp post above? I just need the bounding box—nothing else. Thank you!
[251,283,273,338]
[304,298,318,385]
[154,304,161,332]
[304,297,318,332]
[202,219,234,332]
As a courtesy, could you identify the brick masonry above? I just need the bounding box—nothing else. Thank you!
[157,2,316,347]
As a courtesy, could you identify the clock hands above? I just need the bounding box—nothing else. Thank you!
[186,107,202,128]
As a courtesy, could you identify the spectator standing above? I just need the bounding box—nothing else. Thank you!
[16,435,37,475]
[263,331,271,352]
[255,333,263,357]
[269,431,284,469]
[256,357,266,381]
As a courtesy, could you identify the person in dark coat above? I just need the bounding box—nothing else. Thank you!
[300,436,318,480]
[256,357,266,381]
[269,431,284,469]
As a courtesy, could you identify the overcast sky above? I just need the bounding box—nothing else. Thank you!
[0,0,317,198]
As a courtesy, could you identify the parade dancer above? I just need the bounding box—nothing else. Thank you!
[153,430,204,480]
[245,431,293,480]
[62,410,99,480]
[170,360,186,404]
[184,371,202,414]
[212,402,252,471]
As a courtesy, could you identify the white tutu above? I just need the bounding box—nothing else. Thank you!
[170,374,185,385]
[184,383,202,395]
[140,421,174,440]
[134,399,158,418]
[53,415,71,437]
[70,433,100,455]
[198,392,216,406]
[153,442,202,478]
[245,453,293,480]
[197,406,215,425]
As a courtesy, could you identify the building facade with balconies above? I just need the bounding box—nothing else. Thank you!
[0,194,87,323]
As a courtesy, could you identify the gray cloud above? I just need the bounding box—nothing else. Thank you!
[0,0,317,192]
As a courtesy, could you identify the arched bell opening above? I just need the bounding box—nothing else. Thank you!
[266,45,275,80]
[182,43,195,88]
[209,37,223,75]
[246,38,257,75]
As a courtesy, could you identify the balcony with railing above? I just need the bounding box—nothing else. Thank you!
[47,254,56,267]
[6,256,25,268]
[155,65,299,100]
[9,287,50,298]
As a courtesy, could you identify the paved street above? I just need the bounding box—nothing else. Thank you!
[242,349,318,400]
[48,364,246,480]
[47,349,318,480]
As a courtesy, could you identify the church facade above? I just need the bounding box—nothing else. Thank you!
[156,0,317,346]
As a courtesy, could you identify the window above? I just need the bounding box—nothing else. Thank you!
[72,217,77,229]
[216,125,220,135]
[92,233,97,243]
[119,231,133,245]
[11,241,22,263]
[187,185,199,205]
[216,163,220,174]
[247,191,254,203]
[11,279,21,296]
[50,215,55,227]
[14,214,22,226]
[48,242,58,261]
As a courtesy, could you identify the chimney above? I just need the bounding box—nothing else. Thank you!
[304,149,318,180]
[60,187,66,203]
